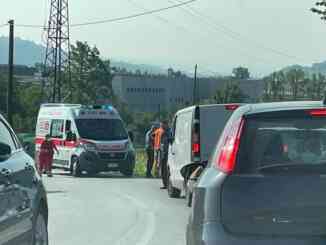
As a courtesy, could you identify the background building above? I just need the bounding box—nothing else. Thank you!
[112,74,265,113]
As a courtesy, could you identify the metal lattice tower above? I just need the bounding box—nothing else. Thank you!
[43,0,71,103]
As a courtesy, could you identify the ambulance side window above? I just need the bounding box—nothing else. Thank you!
[65,120,71,132]
[51,119,64,139]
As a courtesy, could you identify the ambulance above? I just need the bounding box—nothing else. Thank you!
[35,104,135,177]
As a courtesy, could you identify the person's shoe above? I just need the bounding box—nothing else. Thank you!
[160,186,167,189]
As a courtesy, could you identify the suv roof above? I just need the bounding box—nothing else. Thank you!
[242,101,325,115]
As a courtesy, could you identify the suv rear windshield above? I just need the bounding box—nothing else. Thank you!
[237,116,326,174]
[76,119,128,141]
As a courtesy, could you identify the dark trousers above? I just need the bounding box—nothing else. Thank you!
[160,152,168,187]
[146,148,154,177]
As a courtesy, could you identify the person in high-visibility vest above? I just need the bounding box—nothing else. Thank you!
[159,120,171,189]
[153,124,164,177]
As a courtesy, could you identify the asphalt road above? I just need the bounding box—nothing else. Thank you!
[43,171,190,245]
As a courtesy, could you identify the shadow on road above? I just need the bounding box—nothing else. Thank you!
[47,190,67,194]
[51,170,155,180]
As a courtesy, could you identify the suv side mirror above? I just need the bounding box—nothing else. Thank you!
[128,131,134,143]
[0,142,11,162]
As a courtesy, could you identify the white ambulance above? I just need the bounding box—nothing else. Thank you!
[35,104,135,177]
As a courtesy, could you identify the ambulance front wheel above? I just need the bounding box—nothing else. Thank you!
[120,156,135,177]
[71,156,82,177]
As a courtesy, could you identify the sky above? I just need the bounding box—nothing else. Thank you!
[0,0,326,77]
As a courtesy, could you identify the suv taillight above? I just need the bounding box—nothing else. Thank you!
[215,117,245,173]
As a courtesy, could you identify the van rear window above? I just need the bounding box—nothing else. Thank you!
[237,117,326,174]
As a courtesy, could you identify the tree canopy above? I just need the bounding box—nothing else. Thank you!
[232,66,250,80]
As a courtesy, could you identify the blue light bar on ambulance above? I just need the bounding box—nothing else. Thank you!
[102,104,114,111]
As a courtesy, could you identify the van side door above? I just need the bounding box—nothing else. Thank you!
[62,120,75,168]
[168,116,177,179]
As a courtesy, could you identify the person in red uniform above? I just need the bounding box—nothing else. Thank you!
[39,134,58,177]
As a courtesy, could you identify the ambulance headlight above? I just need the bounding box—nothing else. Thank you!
[80,141,97,152]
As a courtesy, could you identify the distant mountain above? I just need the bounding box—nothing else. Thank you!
[282,61,326,76]
[0,36,45,66]
[110,60,166,75]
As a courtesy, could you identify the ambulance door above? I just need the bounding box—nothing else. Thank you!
[50,119,66,166]
[62,120,75,167]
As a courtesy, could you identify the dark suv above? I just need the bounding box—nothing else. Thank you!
[0,115,48,245]
[187,101,326,245]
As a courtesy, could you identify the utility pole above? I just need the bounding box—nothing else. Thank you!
[193,64,198,105]
[7,20,14,126]
[43,0,71,103]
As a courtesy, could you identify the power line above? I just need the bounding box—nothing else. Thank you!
[14,0,197,29]
[72,0,196,27]
[170,0,304,62]
[126,0,270,70]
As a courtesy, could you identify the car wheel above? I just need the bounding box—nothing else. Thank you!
[72,158,82,177]
[168,173,181,198]
[32,209,48,245]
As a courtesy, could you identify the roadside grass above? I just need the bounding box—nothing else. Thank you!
[134,148,147,177]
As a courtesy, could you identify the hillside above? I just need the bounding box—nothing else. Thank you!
[0,36,45,66]
[0,36,166,74]
[282,61,326,75]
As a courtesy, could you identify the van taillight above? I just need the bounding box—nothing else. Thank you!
[215,117,245,173]
[225,104,240,111]
[192,143,200,154]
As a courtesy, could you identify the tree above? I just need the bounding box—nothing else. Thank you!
[213,81,247,103]
[14,84,42,132]
[232,66,250,80]
[311,1,326,21]
[286,68,305,100]
[69,41,114,104]
[263,71,286,101]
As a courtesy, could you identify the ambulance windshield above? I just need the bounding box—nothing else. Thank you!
[75,119,128,141]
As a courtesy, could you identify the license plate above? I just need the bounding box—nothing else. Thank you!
[108,163,118,168]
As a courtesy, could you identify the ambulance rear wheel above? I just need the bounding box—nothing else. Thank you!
[72,157,82,177]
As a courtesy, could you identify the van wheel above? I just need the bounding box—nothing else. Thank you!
[168,175,181,198]
[186,188,193,207]
[72,158,82,177]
